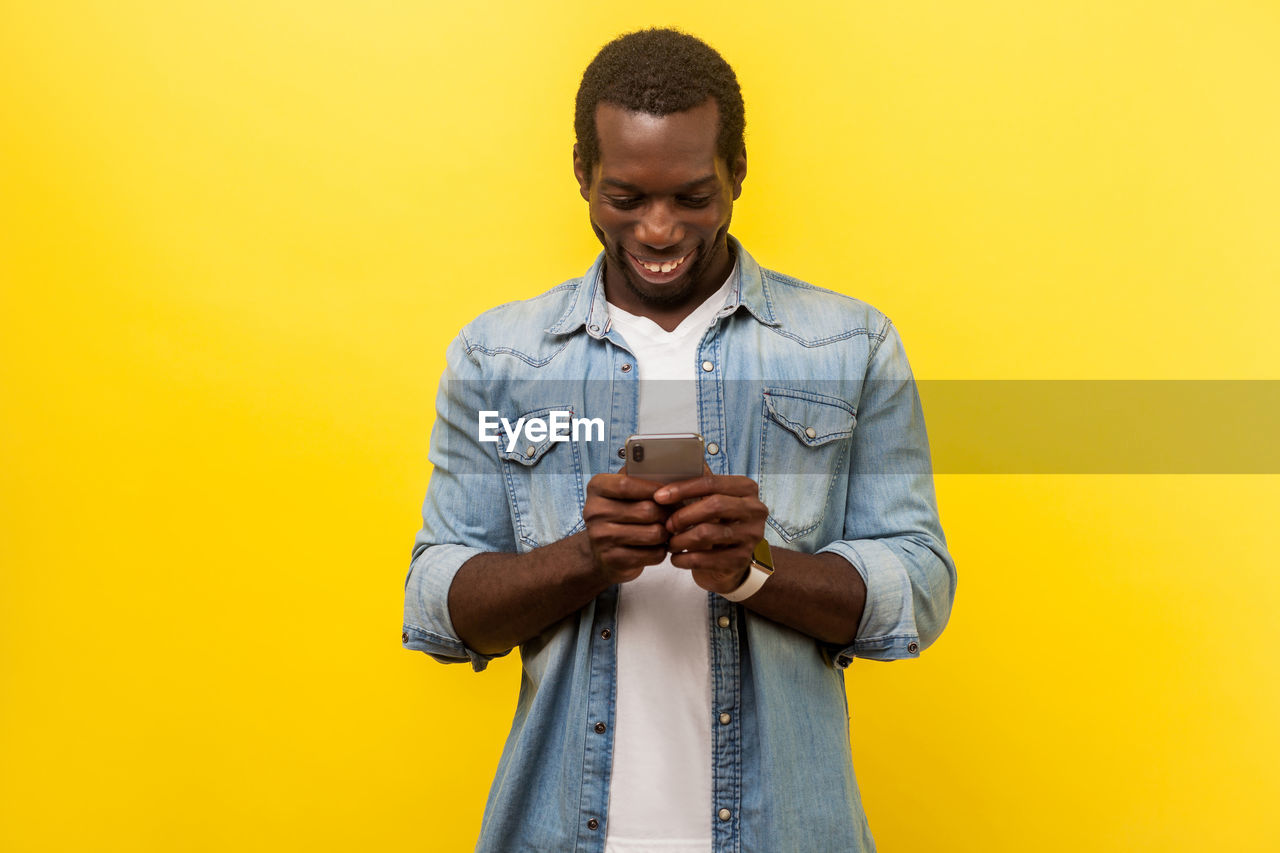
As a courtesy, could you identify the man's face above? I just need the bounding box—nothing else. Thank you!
[574,99,746,320]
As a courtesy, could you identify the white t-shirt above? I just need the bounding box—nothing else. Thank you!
[603,270,736,853]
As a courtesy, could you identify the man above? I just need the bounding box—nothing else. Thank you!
[403,28,956,853]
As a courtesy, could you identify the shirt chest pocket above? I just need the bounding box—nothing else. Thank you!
[495,404,587,551]
[758,388,857,543]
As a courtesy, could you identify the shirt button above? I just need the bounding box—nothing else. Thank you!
[706,442,720,455]
[594,722,607,734]
[588,324,600,333]
[717,616,730,628]
[719,712,731,725]
[701,360,714,372]
[908,642,920,654]
[804,426,817,439]
[600,628,612,640]
[620,362,632,372]
[524,445,535,458]
[587,818,599,831]
[718,808,732,821]
[400,632,408,643]
[617,446,625,459]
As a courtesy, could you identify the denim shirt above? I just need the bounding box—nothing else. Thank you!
[403,238,957,853]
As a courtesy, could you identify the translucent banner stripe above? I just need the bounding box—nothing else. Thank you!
[921,380,1280,474]
[436,380,1280,474]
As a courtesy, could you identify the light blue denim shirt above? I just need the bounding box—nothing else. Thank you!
[403,238,956,852]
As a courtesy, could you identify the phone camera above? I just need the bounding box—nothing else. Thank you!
[631,444,644,463]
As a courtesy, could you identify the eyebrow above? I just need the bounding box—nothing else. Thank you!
[599,175,719,193]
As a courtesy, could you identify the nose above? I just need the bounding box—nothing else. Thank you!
[634,200,683,250]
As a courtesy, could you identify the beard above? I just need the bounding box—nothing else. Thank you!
[593,221,733,309]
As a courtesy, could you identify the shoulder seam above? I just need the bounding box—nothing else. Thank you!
[757,269,890,347]
[761,268,862,304]
[867,315,893,361]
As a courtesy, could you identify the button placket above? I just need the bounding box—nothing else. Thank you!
[579,586,618,847]
[710,595,740,850]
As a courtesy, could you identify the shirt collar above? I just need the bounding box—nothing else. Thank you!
[721,235,779,327]
[545,235,779,337]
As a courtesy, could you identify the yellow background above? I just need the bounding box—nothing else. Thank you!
[2,1,1277,850]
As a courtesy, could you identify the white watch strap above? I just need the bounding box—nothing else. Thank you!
[721,562,772,602]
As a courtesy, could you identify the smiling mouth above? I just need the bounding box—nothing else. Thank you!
[627,249,694,276]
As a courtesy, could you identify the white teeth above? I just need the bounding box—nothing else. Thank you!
[639,253,687,274]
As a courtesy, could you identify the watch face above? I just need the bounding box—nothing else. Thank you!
[751,539,775,573]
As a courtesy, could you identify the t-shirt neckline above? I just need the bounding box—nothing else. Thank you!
[605,260,738,340]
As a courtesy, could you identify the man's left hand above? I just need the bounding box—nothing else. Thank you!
[652,469,768,595]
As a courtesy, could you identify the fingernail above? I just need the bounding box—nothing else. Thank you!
[654,488,670,501]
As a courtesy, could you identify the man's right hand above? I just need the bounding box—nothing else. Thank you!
[582,472,673,584]
[448,471,673,656]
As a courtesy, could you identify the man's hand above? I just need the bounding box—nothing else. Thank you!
[653,469,768,595]
[583,472,674,584]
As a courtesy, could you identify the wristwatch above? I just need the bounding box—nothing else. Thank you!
[721,539,775,602]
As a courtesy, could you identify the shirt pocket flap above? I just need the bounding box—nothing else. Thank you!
[494,404,574,467]
[763,388,856,447]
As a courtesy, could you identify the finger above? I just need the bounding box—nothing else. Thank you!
[584,497,671,526]
[666,494,767,534]
[653,474,759,505]
[668,521,746,553]
[602,544,670,570]
[589,472,664,501]
[591,521,671,548]
[669,546,753,576]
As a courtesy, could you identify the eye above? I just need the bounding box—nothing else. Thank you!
[605,196,641,210]
[679,195,714,208]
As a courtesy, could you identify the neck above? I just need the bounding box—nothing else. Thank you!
[604,243,735,333]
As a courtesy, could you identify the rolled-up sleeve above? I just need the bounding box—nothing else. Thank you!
[817,317,957,666]
[402,332,516,672]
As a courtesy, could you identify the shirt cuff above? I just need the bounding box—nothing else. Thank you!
[402,543,511,672]
[817,539,923,665]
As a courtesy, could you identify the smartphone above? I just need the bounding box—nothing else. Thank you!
[625,433,706,483]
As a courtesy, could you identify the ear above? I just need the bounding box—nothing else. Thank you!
[572,144,591,201]
[730,147,747,201]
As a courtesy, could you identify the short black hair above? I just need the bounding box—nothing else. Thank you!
[574,28,745,177]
